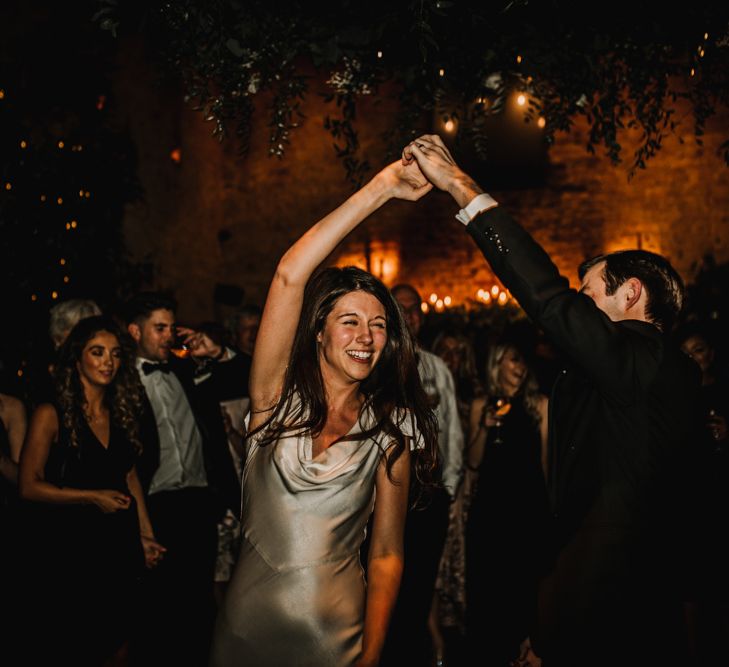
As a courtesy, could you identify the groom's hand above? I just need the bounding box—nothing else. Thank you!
[402,134,484,208]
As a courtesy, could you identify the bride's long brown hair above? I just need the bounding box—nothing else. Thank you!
[251,266,439,495]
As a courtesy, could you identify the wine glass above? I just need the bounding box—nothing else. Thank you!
[489,396,512,445]
[169,329,190,359]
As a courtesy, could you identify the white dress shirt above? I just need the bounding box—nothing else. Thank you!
[136,357,208,494]
[417,349,464,496]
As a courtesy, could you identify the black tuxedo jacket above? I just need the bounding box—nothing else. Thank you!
[466,206,702,661]
[136,357,241,519]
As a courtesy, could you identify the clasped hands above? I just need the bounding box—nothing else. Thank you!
[379,134,484,208]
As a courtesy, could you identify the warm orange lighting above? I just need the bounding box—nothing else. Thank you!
[491,285,500,297]
[699,48,705,58]
[435,299,444,312]
[704,32,709,40]
[377,51,383,59]
[690,68,695,77]
[70,220,78,228]
[170,148,182,163]
[59,258,66,265]
[0,89,5,100]
[40,195,47,202]
[84,191,90,198]
[477,288,493,303]
[516,54,522,64]
[65,223,71,230]
[537,117,546,129]
[17,369,23,377]
[421,302,429,314]
[429,293,438,304]
[444,118,455,133]
[51,291,58,300]
[20,140,27,149]
[57,197,63,205]
[4,182,11,191]
[31,294,37,302]
[439,68,445,77]
[517,94,526,106]
[498,292,508,305]
[444,296,452,306]
[58,141,65,149]
[63,276,70,283]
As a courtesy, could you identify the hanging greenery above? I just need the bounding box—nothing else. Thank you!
[95,0,729,184]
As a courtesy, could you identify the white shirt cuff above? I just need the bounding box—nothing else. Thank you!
[454,193,499,225]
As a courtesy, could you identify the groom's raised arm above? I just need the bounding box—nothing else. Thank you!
[403,135,652,401]
[402,134,569,323]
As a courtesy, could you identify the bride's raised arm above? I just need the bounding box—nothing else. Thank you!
[248,160,432,429]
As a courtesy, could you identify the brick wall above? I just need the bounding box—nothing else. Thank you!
[116,41,729,322]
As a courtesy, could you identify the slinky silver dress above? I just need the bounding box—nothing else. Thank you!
[210,404,417,667]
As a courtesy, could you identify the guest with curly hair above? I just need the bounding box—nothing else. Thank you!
[18,316,164,665]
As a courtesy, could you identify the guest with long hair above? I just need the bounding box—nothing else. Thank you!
[464,339,549,665]
[432,329,484,436]
[428,329,484,661]
[18,316,164,665]
[677,323,729,663]
[210,159,439,667]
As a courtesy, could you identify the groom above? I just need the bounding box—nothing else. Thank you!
[403,135,700,666]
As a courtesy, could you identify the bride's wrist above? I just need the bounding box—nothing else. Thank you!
[368,168,399,203]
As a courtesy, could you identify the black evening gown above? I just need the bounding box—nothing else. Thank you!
[465,394,549,665]
[23,407,144,665]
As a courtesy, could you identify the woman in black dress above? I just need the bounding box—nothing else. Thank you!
[464,339,549,665]
[19,316,165,665]
[677,323,729,663]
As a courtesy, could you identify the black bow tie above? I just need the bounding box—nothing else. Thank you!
[142,362,171,375]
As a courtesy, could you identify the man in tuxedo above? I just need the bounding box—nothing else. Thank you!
[403,136,700,667]
[125,292,240,665]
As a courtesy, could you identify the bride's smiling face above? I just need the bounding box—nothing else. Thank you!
[316,290,388,384]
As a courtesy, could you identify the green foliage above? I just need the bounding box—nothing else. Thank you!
[96,1,729,184]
